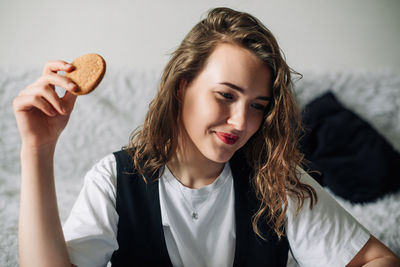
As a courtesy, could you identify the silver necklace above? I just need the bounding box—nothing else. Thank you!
[177,183,213,220]
[166,164,222,220]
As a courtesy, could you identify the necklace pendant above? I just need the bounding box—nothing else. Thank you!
[191,212,199,220]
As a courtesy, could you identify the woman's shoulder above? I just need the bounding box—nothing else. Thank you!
[84,152,118,193]
[287,166,332,210]
[285,166,371,266]
[294,166,321,189]
[89,148,135,177]
[91,153,117,174]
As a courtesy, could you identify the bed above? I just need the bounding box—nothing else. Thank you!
[1,67,399,266]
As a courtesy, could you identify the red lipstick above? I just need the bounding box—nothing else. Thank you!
[215,132,239,145]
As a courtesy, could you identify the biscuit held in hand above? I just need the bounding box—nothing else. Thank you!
[65,53,106,95]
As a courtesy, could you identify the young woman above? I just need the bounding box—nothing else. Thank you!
[14,7,400,267]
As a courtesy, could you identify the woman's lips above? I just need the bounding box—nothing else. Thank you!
[215,132,239,145]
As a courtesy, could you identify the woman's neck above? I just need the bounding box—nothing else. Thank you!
[167,149,225,189]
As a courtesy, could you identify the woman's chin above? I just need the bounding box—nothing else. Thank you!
[205,149,236,164]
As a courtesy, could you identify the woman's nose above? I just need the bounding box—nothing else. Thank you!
[226,104,247,131]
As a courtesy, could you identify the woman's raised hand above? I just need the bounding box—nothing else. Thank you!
[13,60,78,149]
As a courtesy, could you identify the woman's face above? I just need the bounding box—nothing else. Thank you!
[179,42,272,163]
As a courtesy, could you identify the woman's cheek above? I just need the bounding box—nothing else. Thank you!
[198,96,222,118]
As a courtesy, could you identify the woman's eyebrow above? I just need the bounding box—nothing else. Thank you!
[219,82,273,101]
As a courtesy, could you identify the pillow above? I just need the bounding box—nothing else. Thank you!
[300,91,400,203]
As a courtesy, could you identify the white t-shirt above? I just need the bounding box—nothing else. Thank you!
[63,154,370,267]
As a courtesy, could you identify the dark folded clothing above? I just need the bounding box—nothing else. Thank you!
[300,91,400,203]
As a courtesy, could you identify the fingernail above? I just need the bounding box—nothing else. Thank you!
[61,106,66,114]
[67,82,76,90]
[65,64,74,70]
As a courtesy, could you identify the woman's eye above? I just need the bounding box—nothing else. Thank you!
[251,103,266,111]
[219,92,233,99]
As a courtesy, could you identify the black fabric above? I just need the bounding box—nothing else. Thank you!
[229,151,289,267]
[110,150,173,267]
[300,91,400,203]
[110,149,289,267]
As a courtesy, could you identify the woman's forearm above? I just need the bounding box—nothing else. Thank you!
[18,144,71,267]
[362,256,400,267]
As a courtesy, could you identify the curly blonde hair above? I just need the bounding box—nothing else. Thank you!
[127,7,317,239]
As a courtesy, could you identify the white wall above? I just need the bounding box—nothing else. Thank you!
[1,0,399,72]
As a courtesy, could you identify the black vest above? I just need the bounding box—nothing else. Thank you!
[110,150,289,266]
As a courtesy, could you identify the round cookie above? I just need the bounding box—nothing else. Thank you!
[65,53,106,95]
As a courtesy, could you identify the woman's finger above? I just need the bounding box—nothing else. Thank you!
[39,85,68,115]
[13,94,58,117]
[18,83,70,115]
[36,73,77,94]
[61,90,78,113]
[42,60,74,75]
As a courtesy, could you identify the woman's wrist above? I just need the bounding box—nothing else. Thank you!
[20,142,57,176]
[20,140,57,157]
